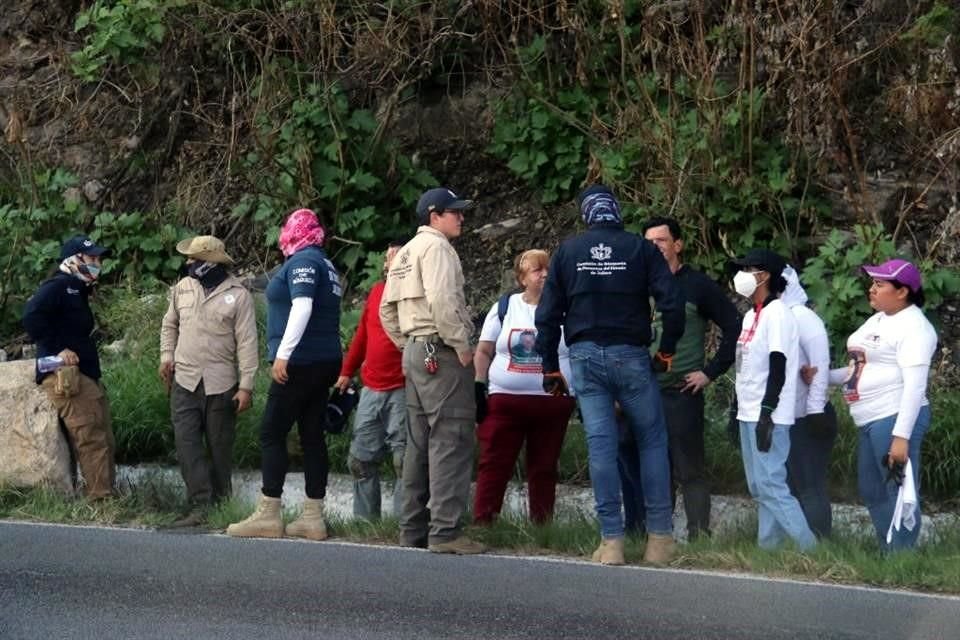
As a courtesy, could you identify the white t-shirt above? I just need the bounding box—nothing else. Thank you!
[478,293,574,396]
[791,305,831,418]
[840,305,936,427]
[735,298,799,424]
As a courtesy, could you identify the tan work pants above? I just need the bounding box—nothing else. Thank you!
[42,372,116,499]
[399,339,476,546]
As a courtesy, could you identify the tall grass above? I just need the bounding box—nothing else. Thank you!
[0,470,187,527]
[98,285,351,472]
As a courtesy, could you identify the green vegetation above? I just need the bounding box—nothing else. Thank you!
[0,167,188,338]
[231,80,433,278]
[803,225,960,352]
[71,0,186,81]
[4,1,958,342]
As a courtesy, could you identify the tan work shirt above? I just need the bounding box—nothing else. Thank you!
[160,275,258,395]
[379,226,473,356]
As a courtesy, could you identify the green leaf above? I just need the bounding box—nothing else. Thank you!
[507,152,530,175]
[531,109,550,130]
[347,110,377,133]
[146,22,165,43]
[348,170,380,192]
[140,236,162,252]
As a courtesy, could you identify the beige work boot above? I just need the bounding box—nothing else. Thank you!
[428,536,488,555]
[226,495,283,538]
[643,533,675,565]
[285,498,328,541]
[591,537,626,565]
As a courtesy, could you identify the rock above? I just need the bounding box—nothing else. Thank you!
[0,360,73,493]
[62,187,83,206]
[473,217,524,240]
[121,135,140,151]
[82,179,104,203]
[102,339,125,355]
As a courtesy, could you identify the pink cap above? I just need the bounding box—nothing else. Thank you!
[862,259,922,293]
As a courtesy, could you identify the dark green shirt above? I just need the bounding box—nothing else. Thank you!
[650,265,741,388]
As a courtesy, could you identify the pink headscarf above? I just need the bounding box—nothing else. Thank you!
[279,208,326,257]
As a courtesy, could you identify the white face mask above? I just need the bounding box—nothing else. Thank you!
[733,270,760,298]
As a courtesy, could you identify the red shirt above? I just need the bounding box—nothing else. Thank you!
[340,281,405,391]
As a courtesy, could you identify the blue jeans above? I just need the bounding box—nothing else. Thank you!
[857,405,931,552]
[739,421,816,551]
[570,343,672,538]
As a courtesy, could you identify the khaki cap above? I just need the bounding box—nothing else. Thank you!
[176,235,234,264]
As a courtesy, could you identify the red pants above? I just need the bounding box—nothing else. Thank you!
[474,393,575,524]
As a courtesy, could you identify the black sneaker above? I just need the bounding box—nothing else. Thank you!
[170,508,206,528]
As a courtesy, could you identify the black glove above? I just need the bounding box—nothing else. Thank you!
[542,371,569,396]
[475,381,488,424]
[755,410,775,453]
[805,411,834,440]
[882,454,906,486]
[651,351,673,373]
[727,401,740,448]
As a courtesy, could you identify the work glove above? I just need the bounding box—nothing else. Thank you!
[805,411,834,440]
[55,365,80,397]
[882,454,905,486]
[756,409,775,453]
[651,351,674,374]
[542,371,569,397]
[475,381,489,424]
[727,400,740,448]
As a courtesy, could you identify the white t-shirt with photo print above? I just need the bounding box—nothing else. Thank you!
[735,298,799,425]
[841,304,937,427]
[479,293,574,396]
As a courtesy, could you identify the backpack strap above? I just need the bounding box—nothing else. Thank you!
[497,293,512,325]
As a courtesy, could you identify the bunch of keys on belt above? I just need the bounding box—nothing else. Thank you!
[423,342,439,374]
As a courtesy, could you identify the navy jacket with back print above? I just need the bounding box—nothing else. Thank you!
[535,223,685,373]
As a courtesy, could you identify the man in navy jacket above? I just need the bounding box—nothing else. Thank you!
[23,234,116,499]
[536,185,684,565]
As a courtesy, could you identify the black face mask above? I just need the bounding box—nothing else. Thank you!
[187,261,228,288]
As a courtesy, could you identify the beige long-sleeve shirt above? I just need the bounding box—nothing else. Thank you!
[160,275,258,395]
[379,226,473,356]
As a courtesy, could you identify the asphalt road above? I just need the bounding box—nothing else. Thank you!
[1,521,957,639]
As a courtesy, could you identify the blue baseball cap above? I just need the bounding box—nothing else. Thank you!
[60,235,111,260]
[416,187,474,223]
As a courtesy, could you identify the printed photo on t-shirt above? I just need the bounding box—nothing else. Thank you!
[843,348,867,402]
[507,328,542,373]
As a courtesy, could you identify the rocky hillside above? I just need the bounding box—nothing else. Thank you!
[2,1,958,359]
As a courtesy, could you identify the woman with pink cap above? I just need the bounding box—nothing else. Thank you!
[819,259,937,551]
